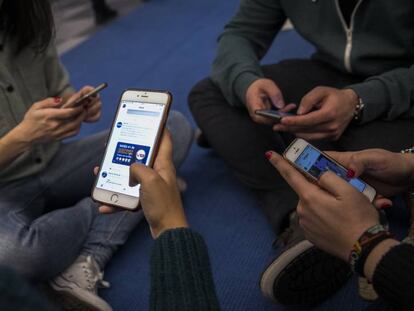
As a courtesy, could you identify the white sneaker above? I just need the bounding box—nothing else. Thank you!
[49,255,112,311]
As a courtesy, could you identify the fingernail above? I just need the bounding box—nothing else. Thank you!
[346,169,355,178]
[276,100,284,109]
[54,97,62,103]
[380,203,392,210]
[265,151,273,160]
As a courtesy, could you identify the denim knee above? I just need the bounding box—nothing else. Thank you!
[167,111,194,168]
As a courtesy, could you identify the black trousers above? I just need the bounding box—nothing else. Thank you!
[189,59,414,233]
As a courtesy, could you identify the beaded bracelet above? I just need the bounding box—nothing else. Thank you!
[401,146,414,154]
[353,97,365,122]
[349,224,394,277]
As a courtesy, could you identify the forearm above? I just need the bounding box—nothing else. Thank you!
[150,228,220,311]
[0,126,31,171]
[369,242,414,310]
[348,64,414,123]
[211,0,286,106]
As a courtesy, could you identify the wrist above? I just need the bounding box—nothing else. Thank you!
[364,239,400,281]
[4,125,33,151]
[348,224,394,276]
[151,217,189,239]
[342,88,363,122]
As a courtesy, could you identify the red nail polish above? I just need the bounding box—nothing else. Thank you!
[54,96,62,103]
[380,203,392,210]
[346,169,355,178]
[265,151,273,160]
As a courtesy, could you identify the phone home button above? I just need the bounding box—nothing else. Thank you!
[110,194,119,203]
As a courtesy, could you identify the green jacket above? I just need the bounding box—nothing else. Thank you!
[211,0,414,123]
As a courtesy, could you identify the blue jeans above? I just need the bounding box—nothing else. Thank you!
[0,111,193,280]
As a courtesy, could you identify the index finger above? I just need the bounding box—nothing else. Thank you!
[46,106,84,119]
[267,151,321,196]
[281,109,330,127]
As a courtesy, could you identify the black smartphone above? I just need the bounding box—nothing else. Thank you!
[255,109,295,122]
[62,82,108,108]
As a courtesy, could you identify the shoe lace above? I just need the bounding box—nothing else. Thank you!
[272,211,300,248]
[273,226,294,248]
[81,256,110,291]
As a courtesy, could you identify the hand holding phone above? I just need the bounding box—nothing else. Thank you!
[61,83,108,109]
[283,138,376,201]
[266,145,381,263]
[92,89,172,210]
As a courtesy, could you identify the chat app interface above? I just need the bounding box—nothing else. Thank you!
[295,145,366,192]
[97,100,165,197]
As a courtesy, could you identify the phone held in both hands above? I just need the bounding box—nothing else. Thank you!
[283,138,376,202]
[92,89,172,210]
[255,109,295,122]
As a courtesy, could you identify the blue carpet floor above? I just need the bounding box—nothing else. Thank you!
[61,0,409,310]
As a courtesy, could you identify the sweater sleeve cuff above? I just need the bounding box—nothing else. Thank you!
[233,72,262,106]
[347,79,391,123]
[151,228,220,310]
[372,243,414,309]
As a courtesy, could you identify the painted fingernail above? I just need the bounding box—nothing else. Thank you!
[380,203,392,209]
[346,169,355,178]
[265,151,273,160]
[54,96,62,103]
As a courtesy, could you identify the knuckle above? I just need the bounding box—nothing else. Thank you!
[146,173,160,185]
[296,204,305,217]
[301,192,313,203]
[314,86,325,93]
[328,123,338,132]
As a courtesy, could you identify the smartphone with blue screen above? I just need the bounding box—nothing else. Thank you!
[92,89,171,210]
[283,138,376,201]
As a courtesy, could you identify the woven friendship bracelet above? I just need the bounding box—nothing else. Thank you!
[349,224,393,277]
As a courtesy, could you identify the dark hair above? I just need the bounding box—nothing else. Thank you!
[0,0,55,54]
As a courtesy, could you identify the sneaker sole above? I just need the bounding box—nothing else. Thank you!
[49,281,108,311]
[260,240,352,306]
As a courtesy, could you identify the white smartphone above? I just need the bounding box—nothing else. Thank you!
[283,138,376,202]
[92,89,172,210]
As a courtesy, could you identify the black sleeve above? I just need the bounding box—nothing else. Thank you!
[372,243,414,311]
[150,228,220,311]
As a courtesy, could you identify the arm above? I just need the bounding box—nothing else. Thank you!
[211,0,286,106]
[150,228,220,311]
[0,98,84,172]
[99,131,220,310]
[368,242,414,310]
[348,64,414,123]
[0,127,31,171]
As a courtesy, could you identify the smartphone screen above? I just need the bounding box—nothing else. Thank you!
[294,144,367,192]
[95,99,166,197]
